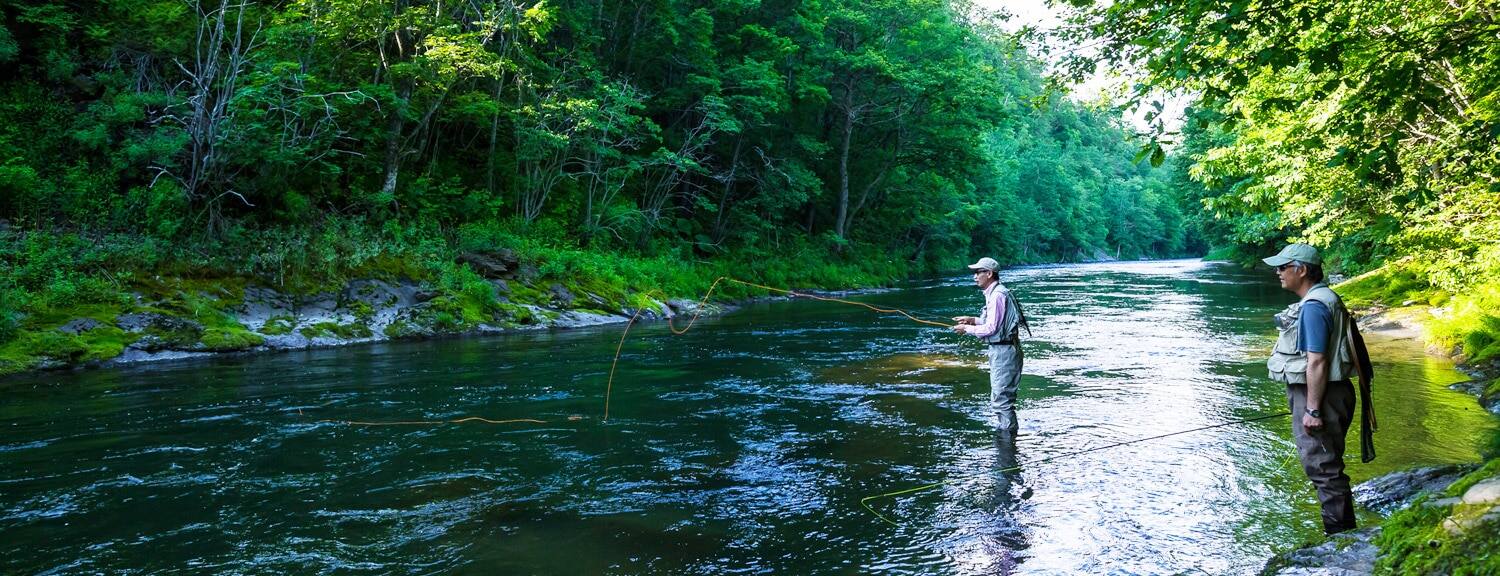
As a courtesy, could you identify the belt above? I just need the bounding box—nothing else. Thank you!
[988,340,1015,346]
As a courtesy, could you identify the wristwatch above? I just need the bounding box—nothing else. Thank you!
[1305,408,1322,418]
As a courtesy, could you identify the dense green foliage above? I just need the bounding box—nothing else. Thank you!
[1059,0,1500,570]
[0,0,1199,357]
[1061,0,1500,362]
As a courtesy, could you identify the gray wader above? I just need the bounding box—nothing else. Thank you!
[988,343,1023,432]
[1287,379,1358,534]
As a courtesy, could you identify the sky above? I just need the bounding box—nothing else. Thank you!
[973,0,1190,135]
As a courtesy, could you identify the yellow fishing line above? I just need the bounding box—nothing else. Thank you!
[303,276,1290,531]
[321,276,951,426]
[603,276,953,422]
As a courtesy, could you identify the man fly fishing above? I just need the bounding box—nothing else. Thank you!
[1264,243,1376,536]
[952,257,1030,432]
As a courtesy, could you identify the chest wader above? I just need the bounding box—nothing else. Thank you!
[986,285,1027,432]
[1267,284,1358,535]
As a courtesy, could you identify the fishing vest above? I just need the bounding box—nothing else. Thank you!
[982,284,1025,345]
[1267,284,1354,384]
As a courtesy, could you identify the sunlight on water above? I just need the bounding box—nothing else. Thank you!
[1,260,1494,574]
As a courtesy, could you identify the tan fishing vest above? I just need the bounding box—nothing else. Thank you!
[1267,284,1354,384]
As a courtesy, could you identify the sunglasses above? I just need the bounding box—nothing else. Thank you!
[1276,263,1299,272]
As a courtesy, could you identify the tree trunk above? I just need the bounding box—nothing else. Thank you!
[487,79,501,197]
[834,102,854,239]
[712,137,743,244]
[379,75,413,202]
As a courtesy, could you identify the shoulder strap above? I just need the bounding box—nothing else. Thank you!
[1008,290,1032,338]
[1347,320,1378,462]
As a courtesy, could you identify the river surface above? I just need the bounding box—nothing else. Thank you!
[2,259,1495,575]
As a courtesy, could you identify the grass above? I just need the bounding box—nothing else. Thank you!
[1372,462,1500,575]
[1336,260,1500,364]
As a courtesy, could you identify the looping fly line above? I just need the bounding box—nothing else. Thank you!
[315,276,951,427]
[603,276,954,422]
[308,276,1291,530]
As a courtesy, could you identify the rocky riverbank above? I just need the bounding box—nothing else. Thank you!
[100,277,714,368]
[0,250,745,376]
[1263,465,1500,576]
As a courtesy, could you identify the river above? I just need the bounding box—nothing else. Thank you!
[2,259,1494,574]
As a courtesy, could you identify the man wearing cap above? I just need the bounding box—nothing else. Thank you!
[953,257,1026,432]
[1264,243,1359,535]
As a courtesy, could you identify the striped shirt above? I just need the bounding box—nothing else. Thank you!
[962,282,1006,339]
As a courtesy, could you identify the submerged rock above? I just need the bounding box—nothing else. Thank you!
[110,348,214,364]
[1354,464,1474,514]
[1262,527,1379,576]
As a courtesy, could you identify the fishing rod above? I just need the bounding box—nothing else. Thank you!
[314,276,952,427]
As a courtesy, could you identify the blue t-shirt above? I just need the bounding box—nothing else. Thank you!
[1299,300,1332,353]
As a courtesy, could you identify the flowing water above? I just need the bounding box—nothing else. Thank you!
[2,260,1494,575]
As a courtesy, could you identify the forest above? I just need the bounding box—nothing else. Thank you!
[1062,0,1499,362]
[3,0,1500,571]
[0,0,1495,366]
[0,0,1196,353]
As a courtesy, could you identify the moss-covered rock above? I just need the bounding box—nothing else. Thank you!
[1373,462,1500,575]
[383,319,416,339]
[77,324,139,361]
[496,302,537,325]
[259,315,296,335]
[200,326,264,351]
[299,321,372,340]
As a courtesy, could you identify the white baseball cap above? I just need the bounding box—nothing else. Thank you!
[966,257,1000,272]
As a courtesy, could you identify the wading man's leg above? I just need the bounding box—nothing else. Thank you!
[1287,381,1358,534]
[989,344,1023,432]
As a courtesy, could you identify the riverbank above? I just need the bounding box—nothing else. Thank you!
[0,233,922,377]
[1262,263,1500,575]
[0,252,731,377]
[1353,306,1500,416]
